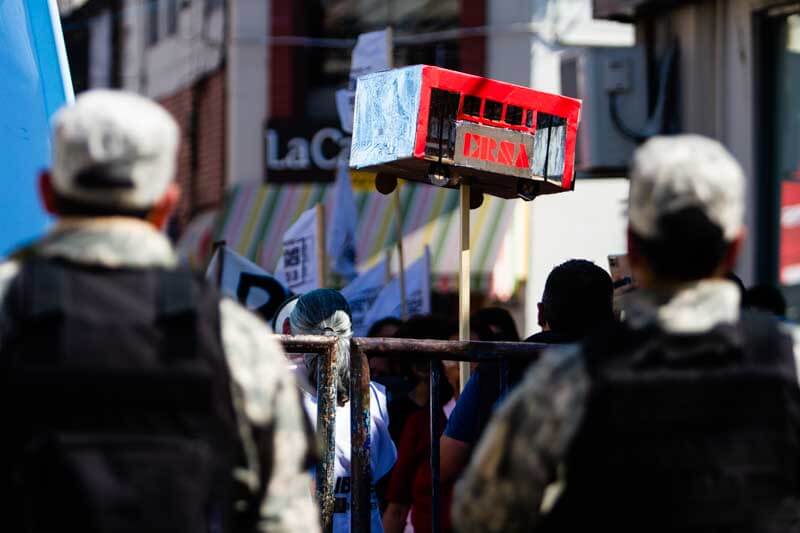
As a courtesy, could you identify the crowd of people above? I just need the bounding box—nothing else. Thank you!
[1,88,798,533]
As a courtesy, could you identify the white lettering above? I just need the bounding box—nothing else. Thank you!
[266,127,348,172]
[285,138,310,170]
[266,130,285,170]
[311,128,342,170]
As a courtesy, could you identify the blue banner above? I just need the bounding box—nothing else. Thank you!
[0,0,73,255]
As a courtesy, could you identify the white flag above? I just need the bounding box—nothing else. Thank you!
[341,259,388,337]
[281,206,322,294]
[364,248,431,332]
[349,28,393,89]
[336,28,393,133]
[327,164,358,283]
[206,246,289,321]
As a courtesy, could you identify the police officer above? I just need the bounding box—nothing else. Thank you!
[0,90,320,533]
[453,134,800,533]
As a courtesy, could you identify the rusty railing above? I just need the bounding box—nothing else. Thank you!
[280,335,547,533]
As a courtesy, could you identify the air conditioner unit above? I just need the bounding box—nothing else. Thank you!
[560,46,647,172]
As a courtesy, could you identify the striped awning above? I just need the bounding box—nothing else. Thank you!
[187,175,525,294]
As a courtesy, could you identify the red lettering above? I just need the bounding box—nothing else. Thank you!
[470,134,481,158]
[479,136,489,161]
[497,141,514,165]
[515,143,530,168]
[463,133,473,157]
[486,139,498,162]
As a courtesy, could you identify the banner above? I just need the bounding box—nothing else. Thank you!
[280,206,322,294]
[364,248,431,332]
[327,164,358,283]
[206,246,289,322]
[1,0,73,255]
[341,259,388,337]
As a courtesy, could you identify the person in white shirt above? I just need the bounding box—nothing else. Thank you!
[289,289,397,533]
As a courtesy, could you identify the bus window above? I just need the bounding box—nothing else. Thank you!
[425,88,460,160]
[463,95,481,117]
[484,100,503,121]
[532,113,567,181]
[506,105,523,126]
[525,110,534,128]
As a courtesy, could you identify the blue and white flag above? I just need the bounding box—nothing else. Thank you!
[279,206,322,295]
[364,248,431,331]
[327,164,358,283]
[1,0,73,255]
[206,245,289,322]
[341,259,388,337]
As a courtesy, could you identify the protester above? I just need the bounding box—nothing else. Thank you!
[368,316,404,380]
[369,316,404,338]
[289,288,397,533]
[383,316,458,533]
[441,265,612,489]
[0,90,319,532]
[453,134,800,533]
[383,391,457,533]
[743,283,788,318]
[272,293,300,333]
[471,306,520,342]
[385,315,456,443]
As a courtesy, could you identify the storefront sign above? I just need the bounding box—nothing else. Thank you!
[265,120,350,182]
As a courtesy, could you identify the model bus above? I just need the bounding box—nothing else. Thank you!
[350,65,581,201]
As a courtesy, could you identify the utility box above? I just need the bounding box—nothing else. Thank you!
[560,46,647,172]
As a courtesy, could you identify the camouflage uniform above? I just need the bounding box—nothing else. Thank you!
[0,218,321,533]
[452,279,800,533]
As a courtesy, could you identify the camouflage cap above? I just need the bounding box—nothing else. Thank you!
[50,90,179,210]
[628,134,745,241]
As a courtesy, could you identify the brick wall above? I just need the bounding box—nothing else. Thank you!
[158,68,226,232]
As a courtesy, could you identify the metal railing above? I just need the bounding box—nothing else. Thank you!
[280,335,548,533]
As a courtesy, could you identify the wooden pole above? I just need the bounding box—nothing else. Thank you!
[316,203,326,288]
[385,249,393,284]
[459,185,471,391]
[393,189,408,319]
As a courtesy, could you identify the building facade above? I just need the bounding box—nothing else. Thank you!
[61,0,633,332]
[595,0,800,318]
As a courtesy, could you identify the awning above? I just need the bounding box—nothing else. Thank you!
[198,176,524,294]
[175,209,218,270]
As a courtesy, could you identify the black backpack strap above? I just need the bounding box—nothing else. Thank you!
[738,309,798,379]
[157,269,198,361]
[19,258,66,321]
[158,268,196,318]
[2,259,68,366]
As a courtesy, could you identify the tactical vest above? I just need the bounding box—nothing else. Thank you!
[540,312,800,533]
[0,258,251,533]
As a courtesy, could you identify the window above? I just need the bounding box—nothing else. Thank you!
[525,110,534,128]
[166,0,178,36]
[506,105,523,125]
[425,88,460,159]
[532,113,567,180]
[484,100,502,121]
[147,0,160,45]
[462,95,481,117]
